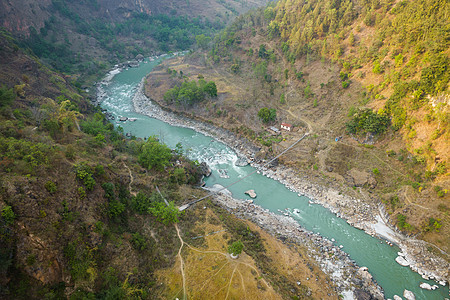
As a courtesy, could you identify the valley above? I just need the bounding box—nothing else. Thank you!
[0,0,449,299]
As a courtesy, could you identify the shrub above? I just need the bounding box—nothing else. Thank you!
[396,214,411,230]
[78,187,86,199]
[372,168,380,175]
[65,145,76,159]
[339,72,349,81]
[45,181,57,194]
[425,218,442,232]
[1,206,15,225]
[131,233,147,251]
[74,163,96,190]
[228,241,244,255]
[131,192,152,214]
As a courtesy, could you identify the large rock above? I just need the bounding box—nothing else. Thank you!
[403,289,415,300]
[419,283,432,290]
[395,256,410,266]
[245,189,257,198]
[135,54,144,61]
[357,267,373,282]
[393,295,402,300]
[198,162,211,177]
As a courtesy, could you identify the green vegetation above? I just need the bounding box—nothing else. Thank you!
[164,79,217,106]
[22,5,219,75]
[74,163,96,191]
[425,218,442,232]
[257,107,277,124]
[0,85,15,108]
[346,108,390,135]
[138,136,173,171]
[397,214,413,231]
[1,206,15,225]
[228,240,244,255]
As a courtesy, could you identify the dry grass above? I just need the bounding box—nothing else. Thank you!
[156,207,336,299]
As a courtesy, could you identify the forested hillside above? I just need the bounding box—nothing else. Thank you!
[0,2,341,297]
[0,30,201,298]
[0,0,270,82]
[214,0,449,171]
[145,0,449,252]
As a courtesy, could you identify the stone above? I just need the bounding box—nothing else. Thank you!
[403,289,415,300]
[198,162,211,177]
[135,54,144,61]
[245,189,257,198]
[419,282,432,290]
[119,116,128,121]
[393,295,402,300]
[395,256,410,266]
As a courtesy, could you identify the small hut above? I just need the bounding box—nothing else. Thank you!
[281,123,293,131]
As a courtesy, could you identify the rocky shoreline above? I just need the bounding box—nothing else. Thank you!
[134,77,449,288]
[95,61,448,297]
[211,191,384,299]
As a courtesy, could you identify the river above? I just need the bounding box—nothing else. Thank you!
[98,56,448,299]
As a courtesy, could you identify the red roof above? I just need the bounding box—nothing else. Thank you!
[281,123,292,127]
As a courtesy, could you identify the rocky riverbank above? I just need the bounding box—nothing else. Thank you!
[95,60,448,296]
[211,190,384,299]
[131,76,450,289]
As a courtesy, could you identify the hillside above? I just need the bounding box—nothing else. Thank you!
[0,28,349,299]
[0,0,270,83]
[144,0,449,255]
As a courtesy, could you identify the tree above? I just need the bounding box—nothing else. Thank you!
[258,107,277,124]
[195,34,211,49]
[138,136,173,171]
[228,241,244,256]
[0,85,15,107]
[149,201,181,226]
[203,81,217,97]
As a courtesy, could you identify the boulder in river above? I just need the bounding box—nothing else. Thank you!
[419,282,432,290]
[395,256,410,266]
[135,54,144,61]
[403,289,415,300]
[393,295,402,300]
[119,116,128,121]
[245,190,257,198]
[235,157,248,167]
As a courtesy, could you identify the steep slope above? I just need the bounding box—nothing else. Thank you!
[0,0,270,81]
[144,0,449,255]
[0,29,340,299]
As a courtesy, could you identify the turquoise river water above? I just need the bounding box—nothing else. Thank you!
[99,56,448,299]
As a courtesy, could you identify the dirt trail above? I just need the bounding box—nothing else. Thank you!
[123,162,137,197]
[401,187,429,210]
[172,222,272,299]
[175,223,187,300]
